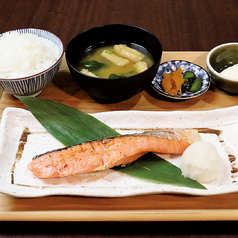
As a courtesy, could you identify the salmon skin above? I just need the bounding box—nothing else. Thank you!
[28,129,199,178]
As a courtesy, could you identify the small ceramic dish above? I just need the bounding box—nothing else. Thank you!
[151,60,210,100]
[206,42,238,93]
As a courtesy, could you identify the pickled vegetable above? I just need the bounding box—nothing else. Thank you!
[161,74,173,93]
[161,68,184,95]
[190,77,203,92]
[161,68,203,95]
[183,71,196,80]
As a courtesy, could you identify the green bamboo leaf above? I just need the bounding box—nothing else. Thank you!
[18,96,206,190]
[114,152,206,189]
[18,97,119,146]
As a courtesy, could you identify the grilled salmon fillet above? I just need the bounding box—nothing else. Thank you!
[28,129,199,178]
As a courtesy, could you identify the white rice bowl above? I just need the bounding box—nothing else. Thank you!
[0,31,61,79]
[0,29,63,96]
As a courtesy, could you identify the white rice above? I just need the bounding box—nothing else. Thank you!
[0,32,61,79]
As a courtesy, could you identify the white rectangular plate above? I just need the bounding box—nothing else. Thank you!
[0,106,238,197]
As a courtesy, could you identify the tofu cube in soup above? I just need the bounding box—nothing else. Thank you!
[114,44,145,62]
[134,61,148,73]
[101,50,130,67]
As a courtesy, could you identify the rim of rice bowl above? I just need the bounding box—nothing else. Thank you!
[0,28,64,81]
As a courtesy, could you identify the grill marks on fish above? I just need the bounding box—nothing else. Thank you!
[28,129,200,178]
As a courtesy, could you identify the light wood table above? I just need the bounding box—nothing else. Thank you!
[1,52,238,222]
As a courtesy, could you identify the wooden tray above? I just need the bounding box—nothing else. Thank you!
[1,52,238,221]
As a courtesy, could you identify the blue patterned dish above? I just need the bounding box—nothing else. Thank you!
[0,28,64,96]
[151,60,210,99]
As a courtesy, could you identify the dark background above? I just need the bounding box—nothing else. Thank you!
[0,0,237,51]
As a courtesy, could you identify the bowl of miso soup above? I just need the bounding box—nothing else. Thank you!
[65,24,162,103]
